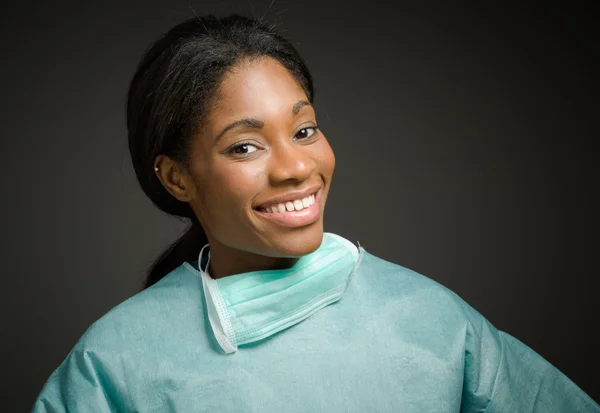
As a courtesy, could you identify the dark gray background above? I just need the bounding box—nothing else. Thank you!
[1,1,598,410]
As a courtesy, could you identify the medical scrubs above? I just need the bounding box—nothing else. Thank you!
[32,233,599,412]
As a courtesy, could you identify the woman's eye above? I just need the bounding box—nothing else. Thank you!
[229,142,258,155]
[294,126,318,140]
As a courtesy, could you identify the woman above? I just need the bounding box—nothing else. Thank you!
[33,14,599,412]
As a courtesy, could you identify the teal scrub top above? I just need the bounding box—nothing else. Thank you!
[32,234,599,412]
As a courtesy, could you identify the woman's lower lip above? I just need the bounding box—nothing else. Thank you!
[254,191,321,228]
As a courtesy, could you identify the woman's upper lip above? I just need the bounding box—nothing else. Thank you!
[255,185,321,209]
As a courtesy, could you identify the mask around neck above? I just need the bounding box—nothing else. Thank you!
[197,233,361,354]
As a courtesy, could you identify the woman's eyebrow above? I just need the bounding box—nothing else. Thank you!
[214,100,312,143]
[292,100,311,114]
[215,118,264,142]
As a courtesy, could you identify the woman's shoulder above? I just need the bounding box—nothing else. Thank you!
[73,263,204,352]
[33,263,209,411]
[357,250,463,299]
[356,250,486,328]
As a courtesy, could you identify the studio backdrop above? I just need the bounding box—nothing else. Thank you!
[0,1,597,411]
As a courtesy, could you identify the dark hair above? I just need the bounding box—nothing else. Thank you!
[127,14,315,288]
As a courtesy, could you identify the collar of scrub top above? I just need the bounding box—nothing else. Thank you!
[196,233,363,354]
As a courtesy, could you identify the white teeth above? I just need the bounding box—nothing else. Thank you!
[260,193,317,213]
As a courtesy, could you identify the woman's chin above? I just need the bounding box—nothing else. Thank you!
[265,223,324,258]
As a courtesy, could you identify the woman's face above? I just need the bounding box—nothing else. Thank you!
[185,57,335,260]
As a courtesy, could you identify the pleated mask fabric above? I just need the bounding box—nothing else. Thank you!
[199,232,361,353]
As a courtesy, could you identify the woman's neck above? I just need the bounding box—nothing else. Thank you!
[206,238,299,279]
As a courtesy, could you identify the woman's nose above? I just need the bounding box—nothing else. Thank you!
[267,141,316,183]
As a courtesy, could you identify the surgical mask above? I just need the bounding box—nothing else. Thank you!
[198,233,362,354]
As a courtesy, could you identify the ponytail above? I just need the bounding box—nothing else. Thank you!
[145,218,208,288]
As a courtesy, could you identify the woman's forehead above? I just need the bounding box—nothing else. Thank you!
[212,57,308,117]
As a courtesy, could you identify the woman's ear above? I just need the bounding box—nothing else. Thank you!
[154,155,195,202]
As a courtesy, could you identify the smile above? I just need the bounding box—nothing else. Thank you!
[258,193,315,213]
[254,191,321,228]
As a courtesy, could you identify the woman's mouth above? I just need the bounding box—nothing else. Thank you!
[254,190,321,228]
[258,193,316,214]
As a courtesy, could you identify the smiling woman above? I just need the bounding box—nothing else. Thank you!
[31,14,599,413]
[152,56,334,280]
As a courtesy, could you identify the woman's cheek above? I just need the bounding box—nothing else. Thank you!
[315,138,335,176]
[220,164,265,201]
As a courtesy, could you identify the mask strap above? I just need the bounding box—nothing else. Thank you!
[198,243,238,354]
